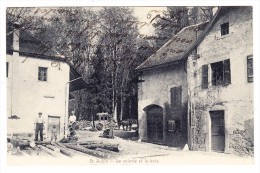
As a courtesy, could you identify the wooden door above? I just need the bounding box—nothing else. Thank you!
[48,116,60,139]
[147,106,163,144]
[210,111,225,152]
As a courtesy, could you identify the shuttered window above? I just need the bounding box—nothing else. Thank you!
[211,59,231,86]
[223,59,231,85]
[247,55,253,82]
[170,87,182,108]
[202,65,208,89]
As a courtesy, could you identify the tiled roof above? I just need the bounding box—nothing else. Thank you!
[136,22,208,71]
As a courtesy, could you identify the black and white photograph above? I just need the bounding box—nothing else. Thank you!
[0,0,259,171]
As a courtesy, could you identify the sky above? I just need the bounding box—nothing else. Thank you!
[132,7,167,35]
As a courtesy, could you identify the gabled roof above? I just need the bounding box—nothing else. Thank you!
[136,21,209,71]
[180,6,231,61]
[7,28,64,60]
[6,25,88,92]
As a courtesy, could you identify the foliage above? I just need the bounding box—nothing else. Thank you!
[152,6,214,49]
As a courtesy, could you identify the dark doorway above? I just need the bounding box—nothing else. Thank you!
[145,105,163,144]
[210,111,225,152]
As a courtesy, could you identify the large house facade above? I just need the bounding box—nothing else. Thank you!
[6,23,87,140]
[137,6,254,156]
[186,6,253,156]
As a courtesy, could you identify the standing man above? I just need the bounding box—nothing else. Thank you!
[68,111,76,136]
[35,112,45,141]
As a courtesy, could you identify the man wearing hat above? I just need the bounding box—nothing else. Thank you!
[35,112,45,141]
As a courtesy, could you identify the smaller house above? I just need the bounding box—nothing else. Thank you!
[6,23,88,140]
[136,22,208,147]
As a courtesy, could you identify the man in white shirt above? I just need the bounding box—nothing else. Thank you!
[35,112,45,141]
[68,111,76,136]
[69,111,76,123]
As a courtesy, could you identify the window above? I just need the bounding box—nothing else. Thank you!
[247,55,253,82]
[202,65,208,89]
[6,62,9,77]
[221,22,229,36]
[38,67,47,81]
[211,59,231,86]
[170,87,182,108]
[168,120,180,132]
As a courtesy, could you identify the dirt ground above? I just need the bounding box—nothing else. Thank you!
[7,129,254,165]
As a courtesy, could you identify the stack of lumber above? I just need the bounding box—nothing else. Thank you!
[7,138,123,159]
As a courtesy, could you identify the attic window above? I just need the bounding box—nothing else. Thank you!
[221,22,229,36]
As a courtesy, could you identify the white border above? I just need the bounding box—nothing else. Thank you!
[1,1,259,173]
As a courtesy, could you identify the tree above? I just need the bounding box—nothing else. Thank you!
[98,7,140,121]
[152,6,214,49]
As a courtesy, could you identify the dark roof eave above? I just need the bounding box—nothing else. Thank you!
[18,51,66,62]
[136,58,184,72]
[69,79,88,92]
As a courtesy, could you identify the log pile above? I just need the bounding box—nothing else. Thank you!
[7,138,123,159]
[63,143,111,159]
[76,120,92,130]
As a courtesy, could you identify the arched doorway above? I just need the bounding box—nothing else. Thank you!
[144,105,163,144]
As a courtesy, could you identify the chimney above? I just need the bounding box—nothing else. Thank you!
[13,22,20,52]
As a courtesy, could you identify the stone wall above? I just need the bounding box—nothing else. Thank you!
[187,7,253,156]
[138,63,188,147]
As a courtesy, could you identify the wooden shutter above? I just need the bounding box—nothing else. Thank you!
[247,56,253,82]
[223,59,231,85]
[171,87,182,108]
[202,65,208,89]
[6,62,9,77]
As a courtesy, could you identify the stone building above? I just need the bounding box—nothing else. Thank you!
[136,22,208,147]
[6,23,87,139]
[185,7,253,155]
[137,6,254,156]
